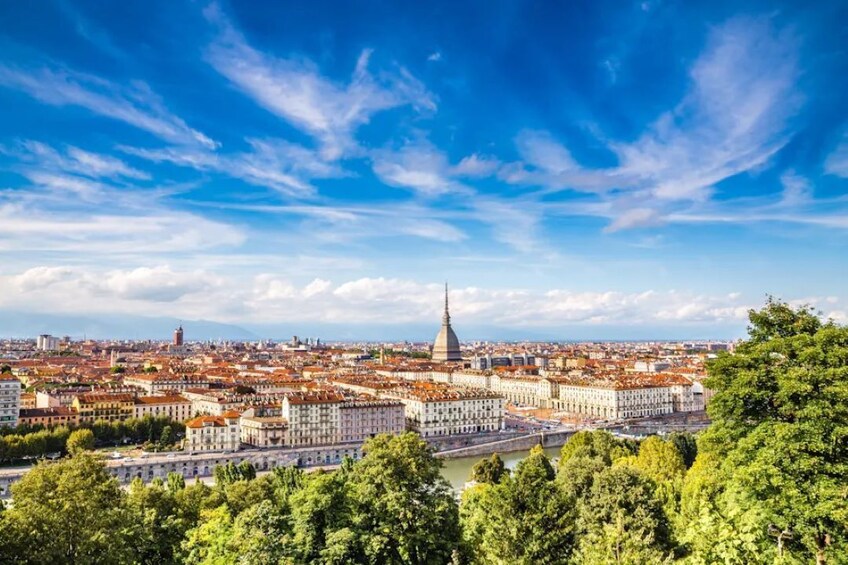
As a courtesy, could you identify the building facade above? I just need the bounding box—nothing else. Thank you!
[0,374,21,428]
[184,411,241,452]
[134,395,192,421]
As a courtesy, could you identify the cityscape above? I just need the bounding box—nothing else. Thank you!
[1,0,846,564]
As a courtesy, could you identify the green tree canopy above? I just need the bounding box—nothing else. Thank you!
[66,428,95,455]
[690,299,848,564]
[349,432,461,564]
[470,452,508,484]
[1,453,135,564]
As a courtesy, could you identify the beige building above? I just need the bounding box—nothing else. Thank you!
[134,395,193,422]
[73,393,135,423]
[185,411,241,452]
[382,383,504,438]
[553,381,673,420]
[339,398,406,443]
[240,411,288,448]
[282,393,343,447]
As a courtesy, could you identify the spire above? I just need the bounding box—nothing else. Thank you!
[442,282,451,325]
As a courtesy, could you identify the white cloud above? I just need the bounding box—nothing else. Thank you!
[3,140,149,180]
[451,153,501,177]
[503,16,803,231]
[372,141,469,197]
[427,52,442,62]
[122,138,344,197]
[779,171,812,206]
[603,207,664,233]
[0,64,215,148]
[204,3,435,160]
[2,268,843,331]
[824,133,848,177]
[0,201,245,254]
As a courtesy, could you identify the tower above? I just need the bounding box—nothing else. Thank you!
[432,283,462,362]
[173,325,184,346]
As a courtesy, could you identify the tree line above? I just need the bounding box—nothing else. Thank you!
[0,299,845,564]
[0,415,186,463]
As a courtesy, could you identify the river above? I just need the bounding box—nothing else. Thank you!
[439,446,562,491]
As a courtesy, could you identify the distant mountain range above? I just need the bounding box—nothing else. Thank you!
[0,310,744,342]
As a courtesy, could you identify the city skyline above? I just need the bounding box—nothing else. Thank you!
[1,1,847,338]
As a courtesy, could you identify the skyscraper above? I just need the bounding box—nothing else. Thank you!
[173,325,184,346]
[432,283,462,362]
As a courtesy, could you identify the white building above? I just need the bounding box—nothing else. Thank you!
[382,384,504,438]
[0,374,21,428]
[134,395,193,422]
[553,380,673,420]
[36,334,60,351]
[184,411,241,452]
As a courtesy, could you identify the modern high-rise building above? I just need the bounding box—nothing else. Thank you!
[0,373,22,428]
[432,283,462,362]
[173,325,184,346]
[36,334,60,351]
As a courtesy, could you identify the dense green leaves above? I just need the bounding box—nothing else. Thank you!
[689,299,848,564]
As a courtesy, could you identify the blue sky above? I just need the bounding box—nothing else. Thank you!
[0,0,846,339]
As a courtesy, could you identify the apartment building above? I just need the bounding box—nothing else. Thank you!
[553,378,673,420]
[18,407,79,428]
[184,411,241,452]
[382,383,504,438]
[134,395,193,421]
[72,393,135,423]
[282,393,343,447]
[0,374,21,428]
[338,398,406,443]
[124,374,212,395]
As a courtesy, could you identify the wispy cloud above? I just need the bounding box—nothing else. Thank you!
[3,140,149,180]
[203,2,435,160]
[503,16,803,232]
[121,138,344,197]
[825,132,848,177]
[371,139,472,197]
[0,64,216,148]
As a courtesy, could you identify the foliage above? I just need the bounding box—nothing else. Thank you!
[0,453,135,564]
[558,430,635,469]
[470,452,507,484]
[691,299,848,564]
[574,465,674,564]
[348,432,461,564]
[667,432,698,469]
[66,428,95,455]
[461,445,575,564]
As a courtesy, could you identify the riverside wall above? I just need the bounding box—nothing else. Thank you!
[434,430,574,459]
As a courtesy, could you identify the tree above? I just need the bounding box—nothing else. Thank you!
[66,428,95,455]
[559,430,635,470]
[667,432,698,469]
[126,478,186,564]
[228,500,290,564]
[574,466,673,564]
[290,471,353,562]
[470,452,508,484]
[1,453,135,564]
[349,432,461,564]
[167,471,186,494]
[462,445,576,564]
[160,425,173,447]
[691,299,848,564]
